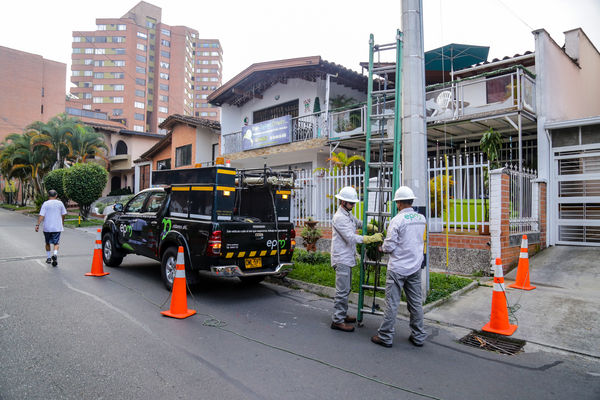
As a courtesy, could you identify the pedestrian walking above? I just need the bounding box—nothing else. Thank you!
[35,189,67,267]
[371,186,427,348]
[330,186,382,332]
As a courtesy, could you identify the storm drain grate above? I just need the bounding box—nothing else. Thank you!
[459,331,525,355]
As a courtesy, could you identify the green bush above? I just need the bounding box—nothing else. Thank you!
[293,249,330,264]
[34,193,48,212]
[43,169,69,204]
[108,187,132,196]
[64,163,108,219]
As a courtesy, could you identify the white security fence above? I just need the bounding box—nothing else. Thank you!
[506,164,538,233]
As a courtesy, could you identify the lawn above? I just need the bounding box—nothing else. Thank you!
[64,217,104,227]
[289,249,472,305]
[0,204,36,212]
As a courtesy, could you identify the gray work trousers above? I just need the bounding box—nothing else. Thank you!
[332,264,353,324]
[377,269,427,345]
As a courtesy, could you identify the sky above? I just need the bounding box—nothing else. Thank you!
[1,0,599,91]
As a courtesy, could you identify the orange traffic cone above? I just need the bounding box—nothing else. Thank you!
[508,235,536,290]
[85,229,109,277]
[161,246,196,319]
[482,258,517,336]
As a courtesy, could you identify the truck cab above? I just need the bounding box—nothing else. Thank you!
[101,166,296,289]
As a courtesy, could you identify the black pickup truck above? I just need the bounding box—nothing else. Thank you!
[101,166,295,289]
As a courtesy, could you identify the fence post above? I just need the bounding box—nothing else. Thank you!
[489,168,505,269]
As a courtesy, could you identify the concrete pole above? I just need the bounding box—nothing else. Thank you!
[401,0,429,293]
[401,0,427,207]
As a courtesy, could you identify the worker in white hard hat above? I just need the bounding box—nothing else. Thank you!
[370,186,428,348]
[330,186,383,332]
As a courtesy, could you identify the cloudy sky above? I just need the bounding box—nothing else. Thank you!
[1,0,598,89]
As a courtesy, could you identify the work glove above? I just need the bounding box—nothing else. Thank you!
[363,233,383,244]
[366,223,378,233]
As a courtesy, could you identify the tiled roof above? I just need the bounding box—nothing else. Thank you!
[158,114,221,131]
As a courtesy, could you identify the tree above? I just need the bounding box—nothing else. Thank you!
[43,168,69,204]
[67,123,109,166]
[1,131,51,197]
[64,163,108,219]
[29,113,79,169]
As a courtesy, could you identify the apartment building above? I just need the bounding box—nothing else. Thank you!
[0,46,66,141]
[70,1,222,134]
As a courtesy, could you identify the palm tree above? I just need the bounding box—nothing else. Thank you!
[67,123,109,166]
[29,113,79,169]
[2,132,50,197]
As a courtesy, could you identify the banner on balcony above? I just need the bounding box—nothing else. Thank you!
[242,115,291,150]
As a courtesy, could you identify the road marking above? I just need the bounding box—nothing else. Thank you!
[61,279,153,336]
[0,313,10,320]
[587,372,600,377]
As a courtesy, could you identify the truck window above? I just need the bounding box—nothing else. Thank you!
[235,187,275,222]
[125,192,149,213]
[215,186,234,221]
[190,187,213,220]
[169,188,189,218]
[145,192,166,213]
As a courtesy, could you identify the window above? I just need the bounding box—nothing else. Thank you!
[135,78,145,86]
[94,84,104,91]
[97,24,106,30]
[146,192,166,213]
[201,77,209,82]
[114,48,125,55]
[158,117,166,123]
[160,61,169,69]
[161,39,170,47]
[136,55,146,63]
[159,106,168,113]
[137,31,147,39]
[114,60,125,66]
[209,112,216,117]
[175,145,192,167]
[73,48,82,54]
[93,97,103,103]
[135,101,145,109]
[114,84,124,91]
[113,97,123,103]
[134,125,144,132]
[253,99,299,123]
[84,59,93,65]
[200,112,208,116]
[202,60,209,64]
[159,83,169,91]
[136,43,146,51]
[83,104,91,110]
[161,28,171,36]
[169,190,188,217]
[85,48,94,54]
[201,86,209,90]
[159,95,168,102]
[94,60,104,67]
[160,72,169,80]
[82,93,92,99]
[113,109,123,116]
[156,159,171,170]
[95,36,107,43]
[210,86,217,90]
[201,94,208,99]
[116,140,128,155]
[85,36,94,43]
[94,72,104,79]
[117,24,126,31]
[135,89,145,97]
[136,66,145,74]
[73,37,81,42]
[160,50,170,58]
[83,70,93,76]
[190,188,213,219]
[211,51,219,56]
[210,78,218,82]
[114,72,124,79]
[112,36,125,43]
[210,60,219,65]
[146,20,155,29]
[125,192,148,213]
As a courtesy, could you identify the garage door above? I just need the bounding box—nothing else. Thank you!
[554,145,600,246]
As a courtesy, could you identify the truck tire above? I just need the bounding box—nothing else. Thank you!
[161,246,199,291]
[102,233,123,267]
[238,275,265,285]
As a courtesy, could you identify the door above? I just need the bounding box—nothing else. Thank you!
[137,191,167,258]
[554,144,600,246]
[117,191,151,253]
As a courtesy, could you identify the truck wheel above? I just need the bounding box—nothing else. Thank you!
[102,233,123,267]
[238,275,265,285]
[161,247,178,291]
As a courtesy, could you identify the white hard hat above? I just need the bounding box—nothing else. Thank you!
[335,186,359,203]
[393,186,416,201]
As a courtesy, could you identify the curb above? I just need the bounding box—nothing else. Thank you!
[266,276,479,317]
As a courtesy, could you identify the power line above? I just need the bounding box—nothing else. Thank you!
[495,0,535,31]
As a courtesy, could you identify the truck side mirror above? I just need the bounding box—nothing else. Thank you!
[114,203,124,212]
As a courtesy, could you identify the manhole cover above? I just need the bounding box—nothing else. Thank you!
[459,331,525,355]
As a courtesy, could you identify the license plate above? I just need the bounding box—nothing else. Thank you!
[245,257,262,268]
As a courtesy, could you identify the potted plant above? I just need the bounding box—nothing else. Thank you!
[479,128,503,234]
[301,217,323,252]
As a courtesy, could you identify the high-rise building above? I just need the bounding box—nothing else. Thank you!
[0,46,66,141]
[70,1,222,134]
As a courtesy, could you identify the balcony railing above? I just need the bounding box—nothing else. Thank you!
[426,67,536,123]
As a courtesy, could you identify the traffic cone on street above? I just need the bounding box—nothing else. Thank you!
[508,235,536,290]
[482,258,517,336]
[85,229,109,277]
[161,246,196,319]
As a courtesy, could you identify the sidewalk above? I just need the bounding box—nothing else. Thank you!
[426,245,600,359]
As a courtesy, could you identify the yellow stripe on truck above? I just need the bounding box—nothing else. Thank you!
[260,250,267,256]
[249,251,257,257]
[226,252,234,258]
[237,251,246,258]
[217,169,235,175]
[217,186,235,192]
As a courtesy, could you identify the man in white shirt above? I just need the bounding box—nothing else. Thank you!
[330,186,382,332]
[35,190,67,267]
[371,186,428,348]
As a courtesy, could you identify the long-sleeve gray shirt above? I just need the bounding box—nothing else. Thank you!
[330,206,364,267]
[381,207,426,275]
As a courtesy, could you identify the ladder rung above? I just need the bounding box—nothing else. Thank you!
[366,211,391,217]
[372,67,395,74]
[371,114,395,120]
[361,308,385,316]
[363,259,383,266]
[369,137,394,144]
[361,284,386,291]
[368,162,394,168]
[372,89,395,96]
[366,186,393,192]
[374,43,396,51]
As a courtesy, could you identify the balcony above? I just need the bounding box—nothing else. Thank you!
[109,154,132,171]
[426,67,536,124]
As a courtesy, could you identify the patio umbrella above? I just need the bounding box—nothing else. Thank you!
[425,43,489,81]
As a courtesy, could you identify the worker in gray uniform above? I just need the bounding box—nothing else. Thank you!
[330,186,383,332]
[371,186,428,347]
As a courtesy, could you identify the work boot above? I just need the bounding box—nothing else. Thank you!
[46,258,52,264]
[330,321,355,332]
[51,255,57,267]
[371,335,392,348]
[344,315,357,323]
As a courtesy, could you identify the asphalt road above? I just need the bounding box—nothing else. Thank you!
[1,208,599,400]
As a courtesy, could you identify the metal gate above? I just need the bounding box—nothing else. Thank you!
[554,144,600,246]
